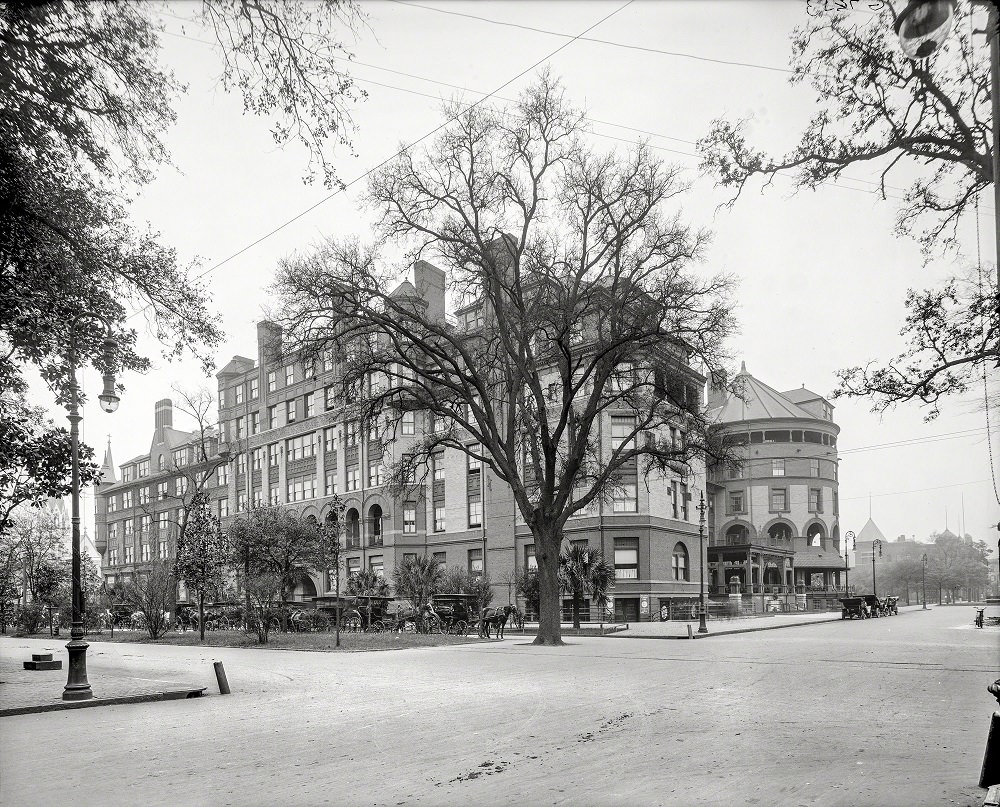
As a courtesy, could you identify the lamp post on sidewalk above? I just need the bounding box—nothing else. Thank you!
[64,312,120,701]
[697,492,708,634]
[844,530,856,595]
[872,538,883,600]
[922,553,928,610]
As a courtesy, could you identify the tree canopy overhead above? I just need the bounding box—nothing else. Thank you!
[698,3,991,258]
[273,74,736,645]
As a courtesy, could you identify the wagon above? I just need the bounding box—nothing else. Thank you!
[840,597,867,619]
[431,593,480,635]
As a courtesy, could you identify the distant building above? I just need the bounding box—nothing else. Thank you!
[706,365,844,606]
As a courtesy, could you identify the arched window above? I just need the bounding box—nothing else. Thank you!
[346,508,360,545]
[807,523,825,548]
[769,523,792,545]
[671,543,689,581]
[368,504,383,546]
[726,525,749,545]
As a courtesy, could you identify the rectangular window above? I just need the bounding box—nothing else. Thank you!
[324,427,337,452]
[269,484,280,506]
[138,487,150,506]
[122,465,134,483]
[124,546,134,564]
[401,411,415,435]
[324,386,337,410]
[250,412,260,434]
[468,548,483,575]
[157,512,169,532]
[216,464,228,486]
[368,462,384,486]
[772,459,785,477]
[525,545,537,571]
[728,491,745,514]
[809,488,823,512]
[614,538,639,580]
[285,365,295,386]
[347,557,361,576]
[268,443,280,467]
[467,447,481,472]
[612,483,637,512]
[252,447,265,471]
[286,400,296,423]
[322,350,335,372]
[324,471,337,496]
[267,370,276,392]
[726,463,741,480]
[108,495,118,513]
[770,488,787,512]
[249,377,259,400]
[468,500,483,528]
[268,405,278,430]
[137,460,149,478]
[305,392,316,418]
[286,474,317,502]
[237,491,247,511]
[235,384,244,405]
[285,433,316,461]
[810,459,820,478]
[109,548,119,566]
[305,362,315,380]
[681,483,689,520]
[346,422,358,446]
[369,555,384,577]
[433,455,445,481]
[172,449,187,467]
[235,416,245,439]
[252,488,263,507]
[123,490,134,509]
[156,482,168,500]
[403,502,416,533]
[432,551,447,567]
[434,506,446,532]
[158,537,168,558]
[671,480,679,519]
[236,453,247,475]
[346,468,359,491]
[610,415,635,451]
[141,544,151,562]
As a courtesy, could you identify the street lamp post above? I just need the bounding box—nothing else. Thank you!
[871,538,883,600]
[63,313,120,701]
[922,553,928,610]
[844,530,856,595]
[697,492,708,634]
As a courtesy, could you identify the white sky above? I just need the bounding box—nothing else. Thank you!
[34,0,1000,548]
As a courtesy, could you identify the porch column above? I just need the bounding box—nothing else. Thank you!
[746,551,753,594]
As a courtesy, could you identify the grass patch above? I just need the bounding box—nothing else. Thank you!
[76,629,491,652]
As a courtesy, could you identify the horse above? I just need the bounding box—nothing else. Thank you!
[479,604,514,639]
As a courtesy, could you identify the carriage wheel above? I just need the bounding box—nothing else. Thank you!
[454,620,468,637]
[371,620,385,633]
[345,616,362,633]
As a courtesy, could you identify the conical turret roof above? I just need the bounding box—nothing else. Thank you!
[709,362,817,424]
[99,437,117,486]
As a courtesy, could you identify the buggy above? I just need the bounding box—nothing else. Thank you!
[862,594,887,618]
[431,593,479,635]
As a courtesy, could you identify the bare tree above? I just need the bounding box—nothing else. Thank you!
[122,559,175,639]
[273,74,735,645]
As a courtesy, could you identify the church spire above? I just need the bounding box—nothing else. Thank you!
[100,435,117,485]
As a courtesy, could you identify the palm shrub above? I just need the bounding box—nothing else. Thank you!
[559,545,615,629]
[392,555,443,611]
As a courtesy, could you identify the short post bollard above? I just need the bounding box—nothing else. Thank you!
[213,661,231,695]
[687,624,694,639]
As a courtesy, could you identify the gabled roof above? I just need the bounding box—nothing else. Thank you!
[781,386,826,405]
[793,545,844,570]
[709,363,816,424]
[857,518,886,544]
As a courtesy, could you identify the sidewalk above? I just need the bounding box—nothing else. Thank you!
[0,639,206,717]
[608,604,925,639]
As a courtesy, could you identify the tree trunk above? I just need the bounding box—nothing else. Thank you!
[280,583,288,633]
[572,587,582,630]
[198,590,205,642]
[533,529,564,646]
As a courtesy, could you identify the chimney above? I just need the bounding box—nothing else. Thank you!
[257,321,283,364]
[413,260,446,324]
[155,398,173,432]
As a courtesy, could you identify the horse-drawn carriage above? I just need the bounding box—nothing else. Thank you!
[430,593,479,635]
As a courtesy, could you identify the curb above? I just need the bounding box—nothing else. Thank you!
[607,607,921,640]
[0,687,206,717]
